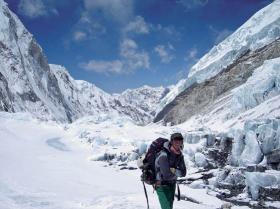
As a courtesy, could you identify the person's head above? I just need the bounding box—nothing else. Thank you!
[170,133,184,152]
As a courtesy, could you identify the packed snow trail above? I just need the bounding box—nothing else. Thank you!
[0,113,248,209]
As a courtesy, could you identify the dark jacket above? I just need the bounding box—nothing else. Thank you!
[155,141,186,184]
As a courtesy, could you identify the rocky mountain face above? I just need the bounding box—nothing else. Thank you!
[0,0,77,122]
[0,1,167,124]
[155,39,280,125]
[154,0,280,125]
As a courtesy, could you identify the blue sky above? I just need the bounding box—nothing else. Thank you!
[5,0,272,93]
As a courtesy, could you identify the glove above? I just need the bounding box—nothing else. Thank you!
[170,168,176,174]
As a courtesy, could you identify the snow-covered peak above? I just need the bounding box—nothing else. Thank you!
[0,0,32,49]
[49,64,69,75]
[0,0,7,13]
[157,0,280,114]
[120,85,164,94]
[0,0,167,125]
[188,0,280,82]
[49,64,165,124]
[0,3,75,122]
[114,84,170,116]
[76,80,111,98]
[50,64,111,100]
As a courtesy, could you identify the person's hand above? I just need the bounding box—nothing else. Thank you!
[170,168,176,174]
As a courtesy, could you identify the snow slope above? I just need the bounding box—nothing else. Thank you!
[188,0,280,82]
[156,0,280,114]
[0,112,239,209]
[178,57,280,132]
[50,64,167,124]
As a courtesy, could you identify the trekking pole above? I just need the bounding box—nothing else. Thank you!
[176,183,181,201]
[142,181,150,209]
[175,180,201,204]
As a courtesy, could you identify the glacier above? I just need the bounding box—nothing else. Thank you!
[156,0,280,114]
[1,0,280,208]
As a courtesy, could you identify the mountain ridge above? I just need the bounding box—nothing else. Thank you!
[156,0,280,117]
[154,0,280,126]
[0,1,168,124]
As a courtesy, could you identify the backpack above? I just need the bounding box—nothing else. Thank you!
[139,137,169,185]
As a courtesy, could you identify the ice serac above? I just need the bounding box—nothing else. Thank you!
[154,0,280,125]
[188,0,280,83]
[0,0,75,122]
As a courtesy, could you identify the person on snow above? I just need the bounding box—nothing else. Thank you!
[155,132,186,209]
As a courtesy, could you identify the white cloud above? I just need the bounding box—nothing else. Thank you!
[18,0,58,18]
[73,31,87,41]
[154,24,182,40]
[120,39,150,71]
[123,16,150,35]
[120,39,138,54]
[83,0,133,24]
[80,60,124,74]
[209,26,233,44]
[18,0,47,18]
[80,39,150,75]
[177,0,208,9]
[154,44,175,63]
[72,12,107,42]
[185,48,198,62]
[50,8,58,16]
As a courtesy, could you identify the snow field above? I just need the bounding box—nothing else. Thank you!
[0,112,234,209]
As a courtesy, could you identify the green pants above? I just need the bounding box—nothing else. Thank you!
[156,184,176,209]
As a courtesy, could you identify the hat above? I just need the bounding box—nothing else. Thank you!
[170,133,183,141]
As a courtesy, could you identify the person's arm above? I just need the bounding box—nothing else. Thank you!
[177,155,186,177]
[157,152,177,181]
